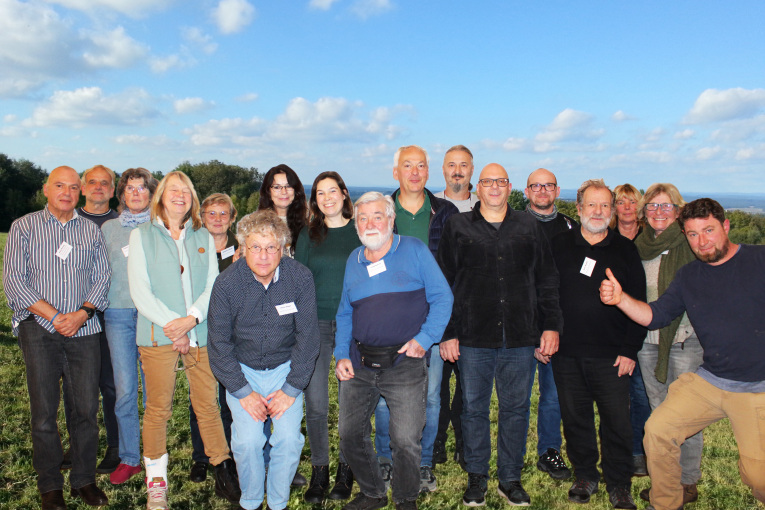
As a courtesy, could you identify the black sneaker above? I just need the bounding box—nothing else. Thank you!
[342,493,388,510]
[462,473,488,507]
[536,448,571,480]
[498,480,530,506]
[96,446,121,474]
[419,465,437,494]
[632,455,648,477]
[432,440,447,465]
[608,486,637,509]
[292,471,308,487]
[568,479,599,504]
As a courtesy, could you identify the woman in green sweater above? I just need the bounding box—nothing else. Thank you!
[295,171,361,505]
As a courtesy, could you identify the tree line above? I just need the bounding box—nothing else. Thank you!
[1,153,764,245]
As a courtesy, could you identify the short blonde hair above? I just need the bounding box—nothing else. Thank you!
[150,171,202,230]
[610,183,643,228]
[637,183,685,221]
[202,193,238,224]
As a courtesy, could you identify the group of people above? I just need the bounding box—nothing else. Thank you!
[3,144,764,510]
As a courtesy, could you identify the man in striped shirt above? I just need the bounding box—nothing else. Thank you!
[3,166,111,510]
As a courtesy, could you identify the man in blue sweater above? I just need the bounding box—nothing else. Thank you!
[335,192,453,510]
[600,198,765,510]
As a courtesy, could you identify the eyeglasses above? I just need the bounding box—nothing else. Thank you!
[204,211,230,219]
[528,183,556,192]
[478,178,510,187]
[247,244,280,254]
[125,185,149,194]
[645,203,676,212]
[271,184,293,192]
[174,346,200,372]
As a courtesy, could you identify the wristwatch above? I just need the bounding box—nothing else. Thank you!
[78,305,96,320]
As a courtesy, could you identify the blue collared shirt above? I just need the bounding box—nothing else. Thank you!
[3,206,111,336]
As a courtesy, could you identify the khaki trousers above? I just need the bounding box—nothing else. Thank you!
[139,344,230,465]
[644,372,765,510]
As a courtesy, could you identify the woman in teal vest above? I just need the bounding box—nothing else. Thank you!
[127,171,240,509]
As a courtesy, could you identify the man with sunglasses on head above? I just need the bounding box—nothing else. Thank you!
[438,163,563,507]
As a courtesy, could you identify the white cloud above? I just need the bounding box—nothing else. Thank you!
[43,0,174,17]
[611,110,635,122]
[684,88,765,124]
[236,93,259,102]
[673,129,695,140]
[174,97,214,114]
[82,27,148,68]
[185,117,268,146]
[535,108,603,144]
[182,27,218,55]
[696,146,722,161]
[4,114,18,123]
[502,137,528,151]
[309,0,341,9]
[23,87,159,128]
[351,0,393,19]
[149,54,193,73]
[212,0,256,34]
[114,134,176,147]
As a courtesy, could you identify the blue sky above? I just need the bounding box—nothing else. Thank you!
[1,0,764,193]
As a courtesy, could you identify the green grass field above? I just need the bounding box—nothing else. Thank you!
[0,232,760,509]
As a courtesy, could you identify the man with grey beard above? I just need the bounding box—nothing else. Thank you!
[434,145,477,212]
[549,179,646,510]
[334,192,453,510]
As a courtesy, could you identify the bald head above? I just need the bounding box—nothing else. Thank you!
[477,163,511,212]
[44,166,82,221]
[525,167,560,214]
[47,166,78,184]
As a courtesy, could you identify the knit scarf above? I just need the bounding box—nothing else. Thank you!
[633,221,697,383]
[119,208,151,228]
[526,204,558,222]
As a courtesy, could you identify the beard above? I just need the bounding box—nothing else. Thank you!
[581,214,610,235]
[694,241,729,263]
[448,175,466,194]
[360,228,392,251]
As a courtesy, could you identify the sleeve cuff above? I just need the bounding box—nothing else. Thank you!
[281,382,301,398]
[230,384,253,400]
[187,306,203,323]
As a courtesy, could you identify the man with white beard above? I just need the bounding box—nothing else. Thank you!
[334,192,453,510]
[549,179,646,510]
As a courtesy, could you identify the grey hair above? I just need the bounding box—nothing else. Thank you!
[393,145,429,167]
[354,192,396,221]
[576,178,614,206]
[236,209,291,249]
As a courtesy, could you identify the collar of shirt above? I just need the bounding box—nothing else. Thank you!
[43,205,80,225]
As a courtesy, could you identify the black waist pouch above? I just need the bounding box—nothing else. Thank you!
[355,340,406,369]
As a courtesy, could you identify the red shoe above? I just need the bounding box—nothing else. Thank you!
[110,463,142,484]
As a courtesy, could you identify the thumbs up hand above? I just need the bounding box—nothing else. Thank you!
[600,268,623,305]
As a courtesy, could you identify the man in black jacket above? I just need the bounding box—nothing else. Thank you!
[438,163,563,507]
[550,179,646,510]
[374,145,458,494]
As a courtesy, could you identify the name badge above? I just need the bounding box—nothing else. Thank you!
[276,302,298,315]
[121,245,130,257]
[367,260,386,277]
[56,241,72,260]
[221,246,235,259]
[580,257,596,277]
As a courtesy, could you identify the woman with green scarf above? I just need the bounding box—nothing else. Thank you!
[633,183,703,507]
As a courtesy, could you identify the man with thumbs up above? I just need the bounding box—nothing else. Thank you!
[549,179,646,510]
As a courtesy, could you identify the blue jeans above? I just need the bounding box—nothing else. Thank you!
[104,308,145,467]
[18,319,101,493]
[459,345,535,481]
[638,338,704,484]
[629,359,651,456]
[374,345,441,467]
[227,361,304,510]
[527,359,563,455]
[340,356,427,503]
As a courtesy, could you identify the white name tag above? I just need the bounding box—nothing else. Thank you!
[276,302,298,315]
[221,245,235,259]
[367,260,386,277]
[580,257,596,277]
[121,245,130,257]
[56,241,72,260]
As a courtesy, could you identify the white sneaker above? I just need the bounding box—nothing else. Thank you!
[146,477,169,509]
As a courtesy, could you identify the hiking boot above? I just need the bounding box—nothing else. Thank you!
[568,479,599,504]
[608,486,637,509]
[146,477,169,510]
[632,455,647,476]
[189,461,208,483]
[342,493,388,510]
[214,459,241,504]
[640,484,695,506]
[498,480,530,506]
[379,459,393,491]
[328,462,354,500]
[432,440,447,465]
[536,448,571,480]
[462,473,488,507]
[419,465,437,494]
[96,446,121,474]
[110,463,142,485]
[304,465,330,504]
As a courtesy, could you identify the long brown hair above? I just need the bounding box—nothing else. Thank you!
[258,164,307,247]
[307,171,353,244]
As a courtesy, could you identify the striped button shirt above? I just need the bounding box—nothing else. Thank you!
[3,206,111,336]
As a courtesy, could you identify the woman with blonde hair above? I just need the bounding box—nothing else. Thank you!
[610,184,643,240]
[128,171,240,509]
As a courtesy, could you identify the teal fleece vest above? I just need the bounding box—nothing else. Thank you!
[136,220,211,347]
